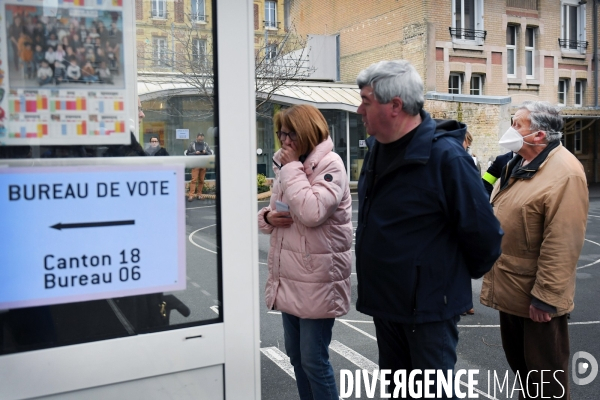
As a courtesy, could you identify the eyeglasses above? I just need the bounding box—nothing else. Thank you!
[277,130,297,141]
[150,140,158,143]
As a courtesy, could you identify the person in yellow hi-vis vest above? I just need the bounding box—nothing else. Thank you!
[482,151,513,196]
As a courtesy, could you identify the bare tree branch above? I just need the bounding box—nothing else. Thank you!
[138,18,314,121]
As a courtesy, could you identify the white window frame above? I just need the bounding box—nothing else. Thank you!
[265,1,277,29]
[560,0,586,54]
[451,0,485,45]
[470,74,483,95]
[191,0,206,22]
[192,38,208,68]
[449,73,462,94]
[153,37,168,67]
[525,27,535,78]
[507,25,517,78]
[574,121,582,153]
[265,43,277,60]
[558,79,568,105]
[151,0,167,19]
[575,80,584,107]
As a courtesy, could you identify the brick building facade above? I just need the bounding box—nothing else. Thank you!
[290,0,600,181]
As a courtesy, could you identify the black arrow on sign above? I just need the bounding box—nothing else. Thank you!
[50,220,135,231]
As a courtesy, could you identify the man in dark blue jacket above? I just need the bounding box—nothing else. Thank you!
[355,60,503,397]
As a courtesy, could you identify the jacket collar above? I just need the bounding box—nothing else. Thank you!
[499,140,561,190]
[272,137,334,175]
[365,110,441,179]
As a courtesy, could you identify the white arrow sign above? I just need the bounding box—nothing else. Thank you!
[0,164,186,310]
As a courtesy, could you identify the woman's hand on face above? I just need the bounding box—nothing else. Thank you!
[268,211,294,228]
[279,142,300,166]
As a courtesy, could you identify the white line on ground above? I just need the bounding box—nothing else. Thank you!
[337,318,373,323]
[106,299,135,335]
[259,261,267,265]
[458,380,498,400]
[191,282,200,288]
[186,276,191,281]
[260,346,343,400]
[588,214,600,218]
[188,224,217,254]
[261,347,296,379]
[579,239,600,269]
[201,290,211,296]
[210,305,219,315]
[338,320,377,341]
[186,205,217,210]
[329,340,379,378]
[268,311,282,315]
[457,325,500,328]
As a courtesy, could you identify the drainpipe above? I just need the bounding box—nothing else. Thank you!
[171,22,175,72]
[594,0,598,181]
[594,0,598,108]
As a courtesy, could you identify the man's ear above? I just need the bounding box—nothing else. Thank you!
[390,97,403,116]
[535,130,548,143]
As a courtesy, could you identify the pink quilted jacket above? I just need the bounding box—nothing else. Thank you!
[258,137,353,319]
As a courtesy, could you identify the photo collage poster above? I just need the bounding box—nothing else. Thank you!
[0,0,135,146]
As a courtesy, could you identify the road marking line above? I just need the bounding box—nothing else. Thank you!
[188,224,217,254]
[458,325,500,327]
[338,320,377,341]
[578,239,600,269]
[268,311,281,315]
[569,321,600,325]
[259,261,267,265]
[338,318,372,323]
[210,306,219,315]
[191,282,200,288]
[588,214,600,218]
[458,380,498,400]
[186,205,216,210]
[106,299,135,335]
[329,340,379,378]
[201,290,211,296]
[261,347,296,379]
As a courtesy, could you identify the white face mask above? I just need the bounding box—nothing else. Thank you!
[499,127,544,152]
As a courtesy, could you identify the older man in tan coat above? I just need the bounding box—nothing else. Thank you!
[480,101,588,399]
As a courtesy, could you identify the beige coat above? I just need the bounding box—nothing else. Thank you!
[480,144,588,318]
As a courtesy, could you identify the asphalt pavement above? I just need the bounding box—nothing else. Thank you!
[257,192,600,400]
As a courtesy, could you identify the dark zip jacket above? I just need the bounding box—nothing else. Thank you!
[355,110,503,324]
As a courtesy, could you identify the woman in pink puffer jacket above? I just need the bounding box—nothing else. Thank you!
[258,105,352,400]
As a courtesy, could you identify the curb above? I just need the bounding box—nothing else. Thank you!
[186,191,271,201]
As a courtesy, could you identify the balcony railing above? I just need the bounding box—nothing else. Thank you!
[191,13,208,23]
[264,20,279,29]
[506,0,538,11]
[558,39,588,51]
[449,27,487,41]
[150,9,168,19]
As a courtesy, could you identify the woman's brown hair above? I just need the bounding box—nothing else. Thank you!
[274,105,329,156]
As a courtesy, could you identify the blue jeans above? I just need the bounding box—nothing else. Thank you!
[281,312,338,400]
[374,316,460,399]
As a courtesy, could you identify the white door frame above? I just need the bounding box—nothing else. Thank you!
[0,0,259,398]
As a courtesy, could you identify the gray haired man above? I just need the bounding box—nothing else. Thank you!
[481,101,588,399]
[355,60,503,397]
